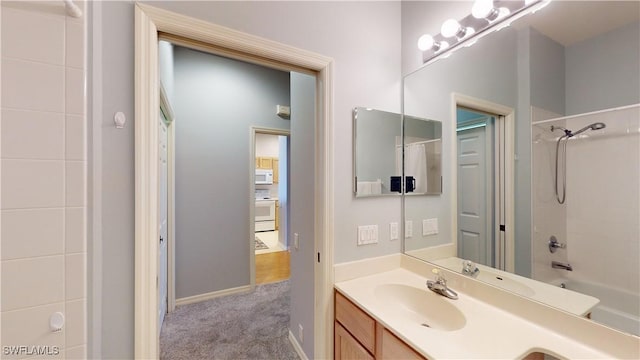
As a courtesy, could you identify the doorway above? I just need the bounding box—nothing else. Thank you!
[456,108,496,267]
[253,130,291,285]
[452,94,515,273]
[135,5,335,358]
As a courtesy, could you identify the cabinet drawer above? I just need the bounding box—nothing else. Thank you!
[335,291,376,354]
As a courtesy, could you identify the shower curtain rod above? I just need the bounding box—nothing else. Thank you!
[64,0,82,18]
[397,138,441,147]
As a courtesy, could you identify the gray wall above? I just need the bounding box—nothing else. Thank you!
[289,72,316,357]
[91,1,401,357]
[565,21,640,115]
[173,47,290,298]
[530,29,565,116]
[93,2,135,358]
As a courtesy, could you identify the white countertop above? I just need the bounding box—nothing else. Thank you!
[432,256,599,316]
[335,266,638,359]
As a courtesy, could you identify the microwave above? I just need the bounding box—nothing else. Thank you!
[255,169,274,185]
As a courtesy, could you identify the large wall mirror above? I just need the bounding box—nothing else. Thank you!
[403,1,639,337]
[353,107,442,197]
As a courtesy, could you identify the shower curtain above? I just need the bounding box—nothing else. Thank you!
[404,143,428,193]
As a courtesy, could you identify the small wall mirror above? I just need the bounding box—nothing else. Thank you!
[353,108,442,197]
[353,107,402,197]
[404,115,442,195]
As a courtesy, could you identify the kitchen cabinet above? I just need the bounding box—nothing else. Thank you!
[335,290,427,360]
[256,156,279,184]
[273,159,279,183]
[256,156,273,169]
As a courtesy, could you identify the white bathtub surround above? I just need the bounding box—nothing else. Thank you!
[1,1,87,358]
[432,256,599,316]
[334,254,640,359]
[531,104,640,336]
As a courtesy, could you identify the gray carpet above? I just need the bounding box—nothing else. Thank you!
[160,280,299,360]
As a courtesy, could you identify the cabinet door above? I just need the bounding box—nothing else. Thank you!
[379,328,426,360]
[335,322,374,360]
[273,159,279,183]
[258,157,273,169]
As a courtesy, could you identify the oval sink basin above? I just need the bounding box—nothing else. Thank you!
[476,271,535,297]
[374,284,466,331]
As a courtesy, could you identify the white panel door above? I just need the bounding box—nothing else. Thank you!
[457,125,491,266]
[158,116,169,332]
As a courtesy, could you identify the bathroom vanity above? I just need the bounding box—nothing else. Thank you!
[335,291,425,360]
[334,254,640,360]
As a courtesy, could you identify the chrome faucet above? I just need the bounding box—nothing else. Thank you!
[551,261,573,271]
[462,260,479,278]
[426,269,458,300]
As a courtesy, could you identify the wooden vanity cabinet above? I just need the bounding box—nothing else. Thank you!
[335,290,427,360]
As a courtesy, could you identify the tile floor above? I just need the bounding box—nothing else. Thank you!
[255,230,286,254]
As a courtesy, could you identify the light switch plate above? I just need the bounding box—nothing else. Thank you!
[390,222,399,241]
[405,221,413,238]
[422,218,439,236]
[357,225,379,245]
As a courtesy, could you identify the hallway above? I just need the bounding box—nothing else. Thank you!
[160,281,298,359]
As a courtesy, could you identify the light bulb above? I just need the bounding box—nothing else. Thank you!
[437,41,450,52]
[472,0,494,19]
[417,34,435,51]
[441,19,461,38]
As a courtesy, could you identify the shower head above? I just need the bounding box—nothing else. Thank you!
[571,122,606,136]
[550,125,572,137]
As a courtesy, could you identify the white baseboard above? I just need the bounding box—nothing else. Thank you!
[289,330,309,360]
[175,285,252,306]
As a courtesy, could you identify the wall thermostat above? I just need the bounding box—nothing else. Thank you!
[276,105,291,118]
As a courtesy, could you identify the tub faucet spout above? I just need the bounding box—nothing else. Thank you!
[552,261,573,271]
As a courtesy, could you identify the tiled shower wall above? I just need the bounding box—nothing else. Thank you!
[532,105,640,294]
[1,1,86,358]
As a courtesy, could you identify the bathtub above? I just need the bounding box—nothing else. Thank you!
[551,278,639,336]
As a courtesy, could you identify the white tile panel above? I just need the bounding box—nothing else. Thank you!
[64,208,85,254]
[65,115,85,160]
[1,160,64,209]
[1,209,64,260]
[1,109,64,160]
[1,256,64,311]
[64,161,85,207]
[64,299,85,347]
[65,68,84,115]
[1,7,64,65]
[1,58,64,113]
[65,253,85,300]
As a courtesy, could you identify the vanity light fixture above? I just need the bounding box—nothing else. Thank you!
[441,19,475,39]
[418,0,551,65]
[472,0,509,22]
[417,34,449,53]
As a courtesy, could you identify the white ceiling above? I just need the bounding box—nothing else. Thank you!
[516,1,640,46]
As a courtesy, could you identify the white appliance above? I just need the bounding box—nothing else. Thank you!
[255,169,273,185]
[255,199,276,232]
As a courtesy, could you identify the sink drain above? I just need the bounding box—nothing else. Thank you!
[421,323,431,328]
